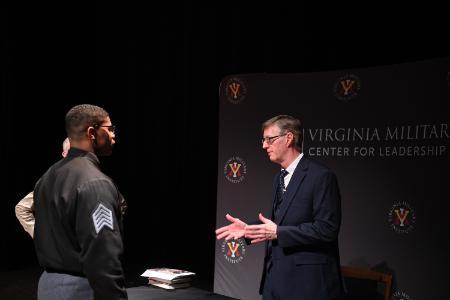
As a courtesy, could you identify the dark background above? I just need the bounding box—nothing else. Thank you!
[1,1,449,294]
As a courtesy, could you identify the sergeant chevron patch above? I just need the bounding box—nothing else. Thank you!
[92,203,114,234]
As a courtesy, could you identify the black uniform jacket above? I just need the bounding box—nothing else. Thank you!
[34,147,127,299]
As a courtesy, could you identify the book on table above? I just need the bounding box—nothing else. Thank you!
[147,279,191,290]
[141,268,195,289]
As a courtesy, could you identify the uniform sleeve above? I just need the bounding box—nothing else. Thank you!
[15,191,35,238]
[75,179,127,300]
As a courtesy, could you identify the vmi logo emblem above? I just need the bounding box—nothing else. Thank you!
[224,157,247,183]
[224,77,247,104]
[334,74,361,102]
[221,239,246,264]
[392,290,413,300]
[388,201,416,234]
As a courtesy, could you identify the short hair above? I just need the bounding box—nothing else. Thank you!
[262,115,303,150]
[65,104,109,140]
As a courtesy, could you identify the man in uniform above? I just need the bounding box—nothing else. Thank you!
[34,104,127,299]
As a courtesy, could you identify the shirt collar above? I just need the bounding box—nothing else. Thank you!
[283,152,303,174]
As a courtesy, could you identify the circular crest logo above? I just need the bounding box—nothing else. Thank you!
[224,157,247,183]
[392,290,413,300]
[333,74,361,102]
[221,239,246,264]
[224,77,247,104]
[388,201,416,234]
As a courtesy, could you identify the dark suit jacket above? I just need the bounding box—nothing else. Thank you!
[260,156,344,300]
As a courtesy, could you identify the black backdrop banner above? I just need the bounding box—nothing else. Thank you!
[214,56,450,300]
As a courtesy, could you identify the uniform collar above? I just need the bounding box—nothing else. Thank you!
[67,147,100,166]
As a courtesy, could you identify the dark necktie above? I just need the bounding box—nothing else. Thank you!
[267,169,289,271]
[274,169,289,212]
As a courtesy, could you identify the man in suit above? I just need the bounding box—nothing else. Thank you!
[216,115,344,300]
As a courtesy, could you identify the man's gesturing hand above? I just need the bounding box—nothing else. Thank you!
[245,213,277,244]
[215,214,247,241]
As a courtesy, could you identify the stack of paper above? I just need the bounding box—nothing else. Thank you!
[141,268,195,290]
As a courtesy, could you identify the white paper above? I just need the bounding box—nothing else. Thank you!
[141,268,195,281]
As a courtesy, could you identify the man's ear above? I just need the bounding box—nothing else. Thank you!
[87,126,96,140]
[286,132,294,146]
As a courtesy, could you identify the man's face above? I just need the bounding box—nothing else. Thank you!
[93,116,116,156]
[262,125,288,164]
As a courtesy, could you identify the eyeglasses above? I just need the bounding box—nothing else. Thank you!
[94,124,116,133]
[261,134,287,145]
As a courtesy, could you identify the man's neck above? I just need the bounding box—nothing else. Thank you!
[280,148,301,169]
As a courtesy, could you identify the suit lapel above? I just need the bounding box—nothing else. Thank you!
[275,157,309,224]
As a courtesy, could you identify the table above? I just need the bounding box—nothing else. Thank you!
[127,286,238,300]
